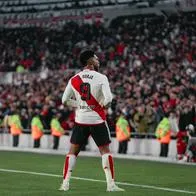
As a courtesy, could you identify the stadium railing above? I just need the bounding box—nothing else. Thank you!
[0,128,177,139]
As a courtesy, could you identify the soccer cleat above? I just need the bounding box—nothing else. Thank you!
[107,184,125,192]
[178,155,188,163]
[59,181,69,191]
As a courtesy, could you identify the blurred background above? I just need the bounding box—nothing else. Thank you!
[0,0,195,161]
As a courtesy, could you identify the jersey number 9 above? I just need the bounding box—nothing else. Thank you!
[80,82,91,101]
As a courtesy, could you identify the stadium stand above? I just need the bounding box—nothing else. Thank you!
[0,1,195,158]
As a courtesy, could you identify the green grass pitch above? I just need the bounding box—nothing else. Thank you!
[0,151,195,196]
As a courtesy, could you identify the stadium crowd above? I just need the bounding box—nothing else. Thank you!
[0,11,195,135]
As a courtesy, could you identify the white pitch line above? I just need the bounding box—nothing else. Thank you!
[0,168,195,195]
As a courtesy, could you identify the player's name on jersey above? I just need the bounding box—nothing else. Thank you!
[82,74,94,79]
[79,105,95,109]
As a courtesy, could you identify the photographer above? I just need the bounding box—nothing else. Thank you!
[180,124,196,162]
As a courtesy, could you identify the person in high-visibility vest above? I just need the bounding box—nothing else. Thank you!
[31,113,44,148]
[50,113,65,150]
[155,114,171,157]
[115,112,131,154]
[8,112,23,147]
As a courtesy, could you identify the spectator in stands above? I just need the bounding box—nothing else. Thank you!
[145,104,157,133]
[0,111,3,128]
[133,105,149,134]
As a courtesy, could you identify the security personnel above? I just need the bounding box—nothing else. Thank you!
[50,113,65,150]
[8,112,23,147]
[155,114,171,157]
[31,112,44,148]
[115,112,131,154]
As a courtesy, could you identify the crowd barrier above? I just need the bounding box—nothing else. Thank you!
[0,130,177,158]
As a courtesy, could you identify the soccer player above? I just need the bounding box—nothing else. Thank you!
[59,49,124,192]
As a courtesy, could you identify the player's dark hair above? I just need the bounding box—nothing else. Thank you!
[79,49,95,66]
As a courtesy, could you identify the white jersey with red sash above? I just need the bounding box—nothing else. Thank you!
[62,69,113,125]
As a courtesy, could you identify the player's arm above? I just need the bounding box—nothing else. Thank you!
[62,80,77,107]
[102,75,113,108]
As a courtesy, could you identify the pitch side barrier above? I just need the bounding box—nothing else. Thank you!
[0,128,177,139]
[0,128,178,157]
